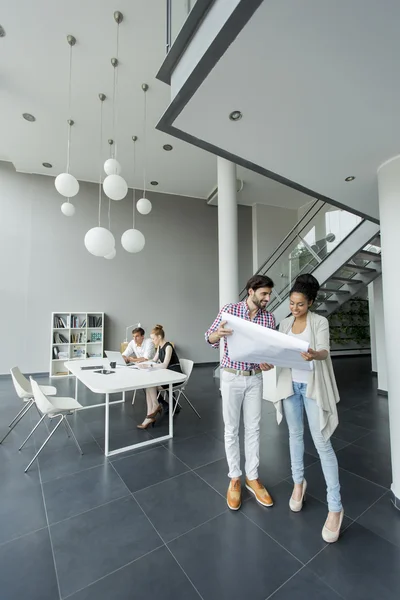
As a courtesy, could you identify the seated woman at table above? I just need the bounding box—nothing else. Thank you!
[137,324,183,429]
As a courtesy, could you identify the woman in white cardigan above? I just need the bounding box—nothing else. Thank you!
[274,274,344,543]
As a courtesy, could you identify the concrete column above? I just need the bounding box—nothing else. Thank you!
[377,155,400,507]
[370,276,387,392]
[217,157,239,307]
[367,283,377,373]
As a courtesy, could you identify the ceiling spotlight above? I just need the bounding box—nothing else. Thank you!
[22,113,36,122]
[42,162,52,168]
[345,176,355,182]
[150,181,159,186]
[163,144,173,151]
[0,25,6,37]
[229,110,242,121]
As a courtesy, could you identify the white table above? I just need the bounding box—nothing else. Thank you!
[64,359,186,457]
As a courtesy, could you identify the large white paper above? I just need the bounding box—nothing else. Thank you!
[222,312,313,371]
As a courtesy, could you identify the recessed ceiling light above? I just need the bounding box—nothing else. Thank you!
[150,181,158,186]
[42,162,52,168]
[229,110,242,121]
[345,176,355,182]
[163,144,173,151]
[22,113,36,122]
[0,25,6,37]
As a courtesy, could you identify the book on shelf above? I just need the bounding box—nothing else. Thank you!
[88,315,102,327]
[70,332,86,344]
[54,316,68,328]
[56,371,69,376]
[53,346,59,359]
[58,351,68,359]
[54,332,69,343]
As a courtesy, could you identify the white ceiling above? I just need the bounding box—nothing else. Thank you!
[173,0,400,221]
[0,0,309,210]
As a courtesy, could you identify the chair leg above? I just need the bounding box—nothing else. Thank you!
[62,418,71,438]
[35,402,50,434]
[0,400,34,444]
[18,414,47,451]
[8,401,32,428]
[181,391,201,419]
[63,416,84,455]
[24,416,63,473]
[132,389,137,406]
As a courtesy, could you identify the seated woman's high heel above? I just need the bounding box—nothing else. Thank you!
[147,405,162,419]
[137,417,156,430]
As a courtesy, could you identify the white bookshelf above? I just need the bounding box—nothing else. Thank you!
[50,312,104,378]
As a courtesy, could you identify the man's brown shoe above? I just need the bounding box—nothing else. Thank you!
[227,479,241,510]
[245,477,274,507]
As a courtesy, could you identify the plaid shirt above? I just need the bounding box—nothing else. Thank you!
[205,300,276,371]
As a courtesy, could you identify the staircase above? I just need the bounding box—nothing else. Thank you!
[243,200,381,325]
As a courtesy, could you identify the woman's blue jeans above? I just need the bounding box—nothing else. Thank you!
[283,382,342,512]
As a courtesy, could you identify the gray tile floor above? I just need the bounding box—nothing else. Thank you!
[0,358,399,599]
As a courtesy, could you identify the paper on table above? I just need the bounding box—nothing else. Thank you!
[222,312,313,371]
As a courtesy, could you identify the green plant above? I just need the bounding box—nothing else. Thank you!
[328,297,370,347]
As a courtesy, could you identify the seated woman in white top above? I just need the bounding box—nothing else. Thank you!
[122,327,155,363]
[274,274,344,544]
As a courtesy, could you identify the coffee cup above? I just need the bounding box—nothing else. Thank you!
[110,361,116,369]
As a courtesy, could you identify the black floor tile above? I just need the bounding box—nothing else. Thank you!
[0,528,59,600]
[67,546,200,600]
[95,427,153,452]
[335,443,392,489]
[134,471,227,543]
[43,463,130,524]
[270,566,343,600]
[112,446,188,493]
[38,440,107,483]
[33,414,96,449]
[352,428,392,457]
[330,420,370,444]
[195,457,231,497]
[50,496,162,598]
[242,480,351,563]
[304,462,386,520]
[0,480,47,545]
[357,492,400,549]
[308,521,400,599]
[341,404,390,433]
[168,511,300,600]
[163,432,226,469]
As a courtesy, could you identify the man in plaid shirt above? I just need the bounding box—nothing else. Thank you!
[205,274,276,511]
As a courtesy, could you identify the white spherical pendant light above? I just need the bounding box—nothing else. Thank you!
[136,197,152,215]
[104,158,121,176]
[84,227,115,257]
[121,229,145,253]
[61,202,75,217]
[55,173,79,198]
[104,247,116,260]
[103,174,128,201]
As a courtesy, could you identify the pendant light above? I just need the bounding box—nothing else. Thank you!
[103,11,128,201]
[85,94,115,257]
[56,34,79,212]
[136,83,152,215]
[122,136,145,253]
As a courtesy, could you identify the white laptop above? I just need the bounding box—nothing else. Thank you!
[105,350,137,368]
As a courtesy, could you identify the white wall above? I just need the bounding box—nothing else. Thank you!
[0,162,252,374]
[252,203,298,272]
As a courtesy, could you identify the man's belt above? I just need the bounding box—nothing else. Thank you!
[223,367,262,377]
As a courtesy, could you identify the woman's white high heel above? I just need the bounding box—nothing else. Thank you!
[289,480,307,512]
[322,508,344,543]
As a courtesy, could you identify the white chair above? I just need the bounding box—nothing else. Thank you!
[158,359,200,418]
[22,378,84,473]
[0,367,57,444]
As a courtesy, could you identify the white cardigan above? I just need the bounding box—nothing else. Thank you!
[269,311,340,440]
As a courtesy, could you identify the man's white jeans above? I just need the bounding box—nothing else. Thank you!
[221,369,263,480]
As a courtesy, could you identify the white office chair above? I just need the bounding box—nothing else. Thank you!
[158,359,200,418]
[22,378,84,473]
[0,367,57,444]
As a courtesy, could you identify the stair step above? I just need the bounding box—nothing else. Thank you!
[343,263,376,273]
[319,288,350,295]
[356,250,382,262]
[315,310,328,314]
[316,299,338,305]
[329,277,362,285]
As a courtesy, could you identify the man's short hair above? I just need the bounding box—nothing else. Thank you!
[132,327,145,336]
[246,274,274,294]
